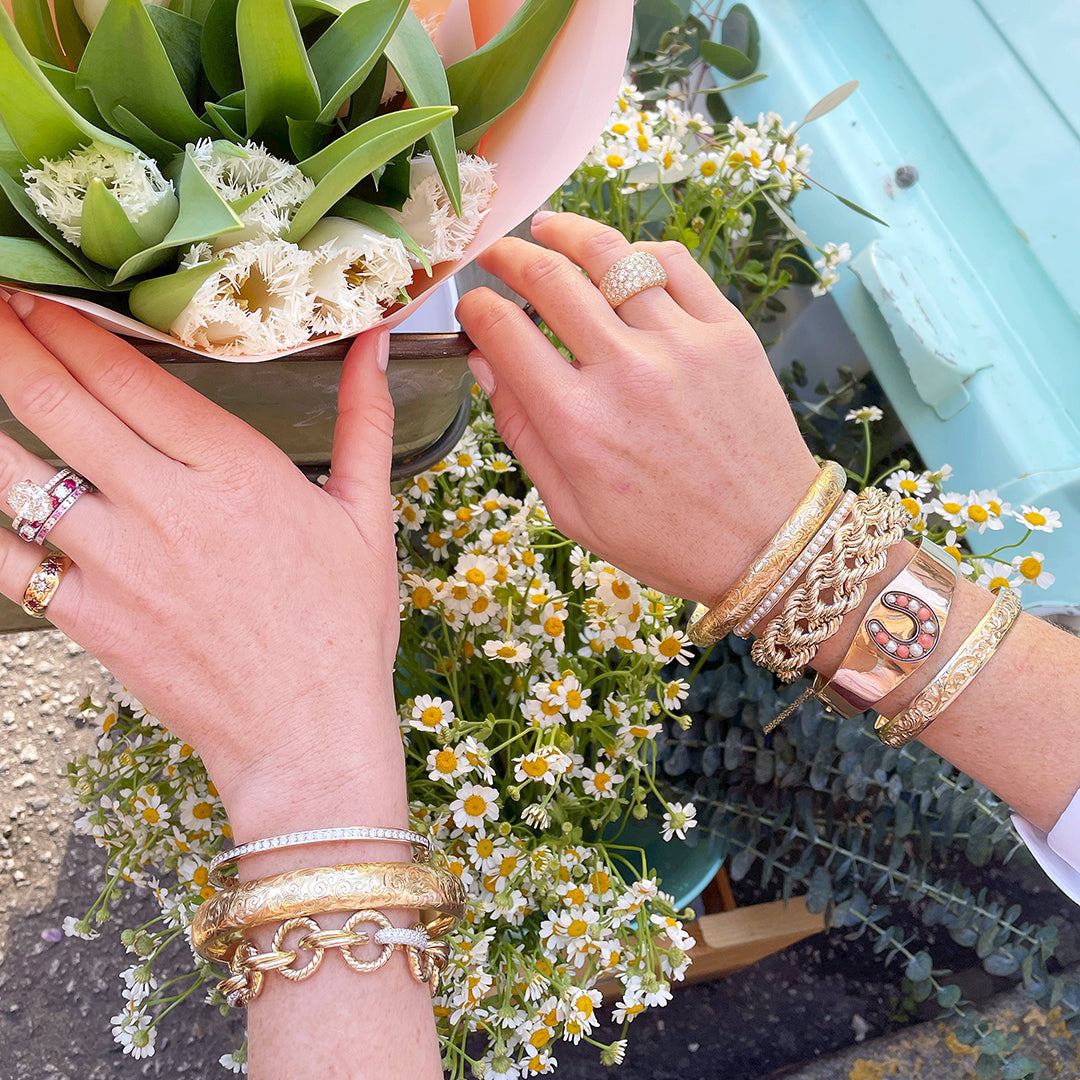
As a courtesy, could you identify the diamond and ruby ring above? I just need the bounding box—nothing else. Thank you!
[596,251,669,309]
[6,468,96,545]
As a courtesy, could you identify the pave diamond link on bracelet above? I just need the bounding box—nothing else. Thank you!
[735,491,857,638]
[209,827,432,887]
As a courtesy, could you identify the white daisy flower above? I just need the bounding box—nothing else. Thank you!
[409,694,455,733]
[23,142,176,247]
[928,492,968,528]
[1012,505,1062,533]
[580,762,623,799]
[482,638,533,665]
[172,239,316,355]
[1011,551,1055,589]
[190,138,314,246]
[660,678,691,709]
[885,469,932,499]
[963,489,1006,533]
[648,628,694,666]
[62,915,99,941]
[389,152,497,266]
[110,1009,157,1059]
[426,744,469,783]
[845,405,884,423]
[450,782,500,831]
[661,801,698,841]
[974,563,1020,592]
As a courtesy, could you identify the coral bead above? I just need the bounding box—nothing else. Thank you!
[918,633,935,649]
[895,644,911,659]
[894,595,909,607]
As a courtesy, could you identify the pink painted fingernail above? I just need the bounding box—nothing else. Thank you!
[469,355,496,395]
[9,292,34,319]
[532,210,556,227]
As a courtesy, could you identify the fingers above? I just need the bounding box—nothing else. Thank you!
[0,299,166,503]
[0,431,116,562]
[8,293,256,468]
[323,329,395,528]
[527,213,684,330]
[635,240,739,325]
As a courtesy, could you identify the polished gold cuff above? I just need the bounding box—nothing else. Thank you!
[191,862,468,963]
[874,587,1022,747]
[812,539,957,720]
[687,461,848,646]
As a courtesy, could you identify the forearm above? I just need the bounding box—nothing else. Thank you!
[223,690,443,1080]
[800,540,1080,830]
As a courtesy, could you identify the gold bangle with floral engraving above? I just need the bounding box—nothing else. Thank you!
[812,538,957,720]
[874,587,1022,748]
[190,862,467,963]
[687,461,848,646]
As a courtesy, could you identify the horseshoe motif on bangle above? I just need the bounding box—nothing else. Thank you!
[866,591,939,661]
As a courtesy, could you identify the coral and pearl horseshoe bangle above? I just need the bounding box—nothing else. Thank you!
[874,587,1022,748]
[687,461,848,646]
[191,862,468,962]
[209,826,432,887]
[811,538,958,720]
[596,251,669,308]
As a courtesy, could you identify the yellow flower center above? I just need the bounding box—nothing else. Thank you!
[472,596,490,614]
[491,529,512,545]
[476,837,494,858]
[614,635,635,651]
[749,149,762,167]
[496,644,518,659]
[989,576,1012,591]
[662,150,675,169]
[529,1029,551,1049]
[428,532,446,548]
[411,586,433,609]
[142,807,160,825]
[611,580,632,600]
[577,995,595,1017]
[636,134,649,151]
[457,453,473,468]
[942,501,962,515]
[193,866,209,887]
[658,636,682,657]
[421,706,445,727]
[901,497,921,518]
[463,795,488,817]
[591,871,610,893]
[567,918,588,937]
[544,616,564,638]
[944,546,962,563]
[967,505,988,523]
[700,160,717,177]
[611,123,629,136]
[456,507,473,522]
[593,771,612,791]
[729,151,744,164]
[1020,557,1042,580]
[1025,510,1047,527]
[566,886,586,905]
[523,757,549,778]
[605,154,626,170]
[435,750,458,774]
[192,801,213,821]
[900,477,919,492]
[566,689,583,709]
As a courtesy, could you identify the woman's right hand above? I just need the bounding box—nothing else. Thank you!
[456,211,819,604]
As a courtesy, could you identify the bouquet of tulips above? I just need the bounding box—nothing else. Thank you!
[0,0,630,357]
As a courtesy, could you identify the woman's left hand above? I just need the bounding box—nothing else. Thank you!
[0,295,404,838]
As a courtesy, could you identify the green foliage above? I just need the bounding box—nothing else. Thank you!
[657,630,1080,1079]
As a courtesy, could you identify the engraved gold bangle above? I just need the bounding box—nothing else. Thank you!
[687,461,848,646]
[812,539,958,720]
[874,587,1022,747]
[191,862,468,963]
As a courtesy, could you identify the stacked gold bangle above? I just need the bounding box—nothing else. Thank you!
[191,862,466,1006]
[687,461,848,647]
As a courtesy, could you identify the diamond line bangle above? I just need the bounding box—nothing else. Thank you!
[735,491,857,638]
[209,826,432,887]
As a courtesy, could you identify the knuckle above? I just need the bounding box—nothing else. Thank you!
[582,228,628,268]
[518,251,575,294]
[91,349,153,400]
[461,294,523,344]
[10,371,73,426]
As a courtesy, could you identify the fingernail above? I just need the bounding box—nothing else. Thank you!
[469,355,495,395]
[0,287,12,302]
[376,328,390,373]
[9,292,34,319]
[532,210,555,228]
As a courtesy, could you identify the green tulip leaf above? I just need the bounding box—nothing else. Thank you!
[446,0,575,151]
[334,195,431,274]
[180,0,217,23]
[0,5,129,165]
[237,0,321,139]
[37,62,108,127]
[111,148,244,284]
[347,53,388,129]
[52,0,91,67]
[229,185,269,214]
[77,0,216,147]
[0,166,125,287]
[201,0,241,98]
[129,258,225,332]
[204,101,246,142]
[145,5,204,102]
[307,0,408,124]
[80,178,153,269]
[13,0,63,65]
[0,236,104,289]
[385,8,461,216]
[110,105,184,160]
[288,105,455,240]
[288,117,334,161]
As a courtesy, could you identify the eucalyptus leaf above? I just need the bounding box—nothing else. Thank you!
[720,3,759,75]
[0,235,102,288]
[632,0,683,56]
[13,0,63,65]
[801,80,860,126]
[145,4,204,101]
[237,0,321,139]
[111,148,244,284]
[200,0,241,98]
[385,8,461,215]
[129,257,225,331]
[289,105,454,240]
[52,0,90,66]
[307,0,408,123]
[0,5,128,165]
[77,0,216,146]
[760,191,812,248]
[445,0,574,151]
[700,40,753,81]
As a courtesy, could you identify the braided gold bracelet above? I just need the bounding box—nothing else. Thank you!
[191,862,467,963]
[687,461,848,646]
[751,488,911,682]
[874,587,1022,747]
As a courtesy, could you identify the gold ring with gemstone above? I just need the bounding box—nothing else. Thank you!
[22,552,72,618]
[597,252,668,308]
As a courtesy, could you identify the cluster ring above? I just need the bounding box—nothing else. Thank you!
[597,251,669,308]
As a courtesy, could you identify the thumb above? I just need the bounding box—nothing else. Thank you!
[323,328,394,517]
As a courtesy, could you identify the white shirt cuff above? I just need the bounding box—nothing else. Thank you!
[1013,784,1080,906]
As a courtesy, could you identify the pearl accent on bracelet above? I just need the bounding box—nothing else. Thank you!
[735,491,857,638]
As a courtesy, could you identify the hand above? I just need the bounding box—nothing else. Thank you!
[456,212,819,604]
[0,296,403,837]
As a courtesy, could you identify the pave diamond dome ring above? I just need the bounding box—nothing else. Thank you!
[6,468,95,545]
[597,251,669,309]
